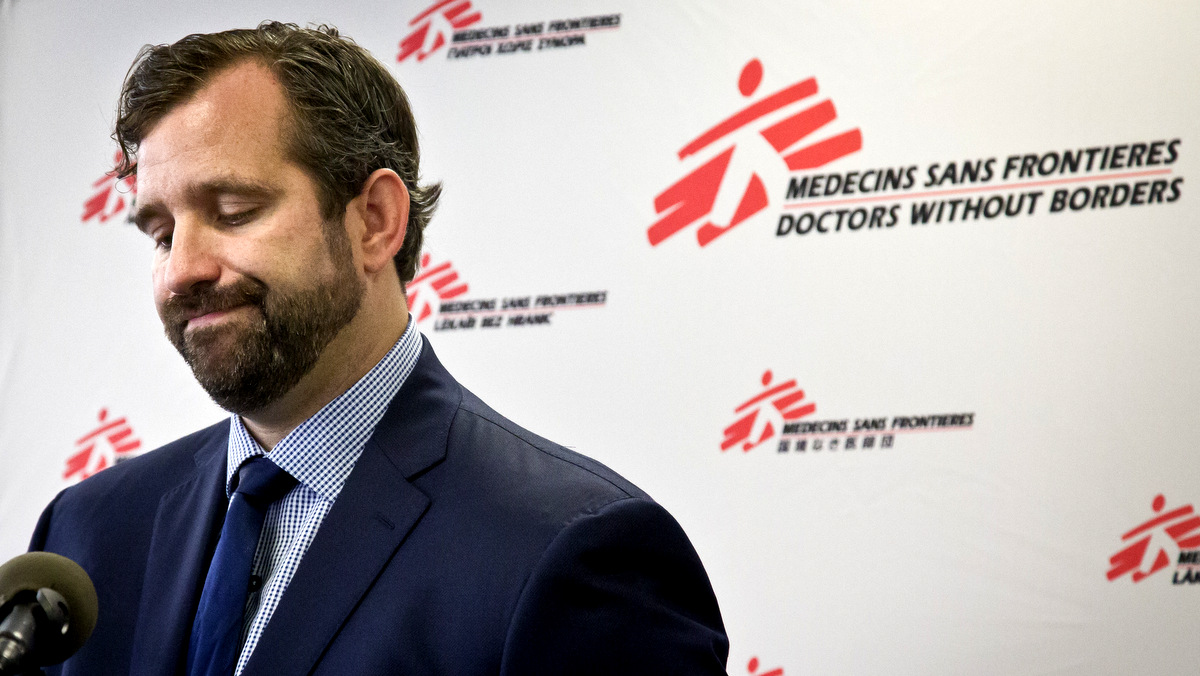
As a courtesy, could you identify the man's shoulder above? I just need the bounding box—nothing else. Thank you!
[463,389,645,495]
[52,419,227,512]
[419,386,729,673]
[32,419,227,559]
[429,386,651,523]
[389,340,647,512]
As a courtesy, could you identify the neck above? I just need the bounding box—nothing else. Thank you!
[241,286,409,451]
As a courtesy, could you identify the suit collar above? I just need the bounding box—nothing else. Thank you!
[128,426,230,676]
[242,336,461,675]
[367,335,460,479]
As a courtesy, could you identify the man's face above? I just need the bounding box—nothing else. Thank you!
[132,62,364,414]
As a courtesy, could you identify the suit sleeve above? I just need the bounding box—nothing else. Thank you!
[499,496,730,676]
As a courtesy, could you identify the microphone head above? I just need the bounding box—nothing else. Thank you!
[0,552,99,665]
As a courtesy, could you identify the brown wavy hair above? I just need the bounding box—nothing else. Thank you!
[113,21,440,284]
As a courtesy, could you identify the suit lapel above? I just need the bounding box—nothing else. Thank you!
[129,430,229,676]
[243,338,460,675]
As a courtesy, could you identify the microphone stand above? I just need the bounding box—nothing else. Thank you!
[0,588,69,676]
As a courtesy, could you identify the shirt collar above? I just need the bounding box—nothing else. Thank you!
[225,318,423,501]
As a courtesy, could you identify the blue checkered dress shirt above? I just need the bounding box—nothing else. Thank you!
[222,320,422,675]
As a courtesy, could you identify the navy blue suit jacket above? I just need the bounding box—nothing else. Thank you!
[31,339,729,675]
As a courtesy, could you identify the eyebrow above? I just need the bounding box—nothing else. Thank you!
[128,178,283,233]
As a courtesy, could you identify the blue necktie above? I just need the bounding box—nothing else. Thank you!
[187,456,297,676]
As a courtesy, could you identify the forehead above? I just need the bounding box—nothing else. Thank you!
[136,61,292,192]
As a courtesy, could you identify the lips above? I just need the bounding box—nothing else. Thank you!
[185,304,251,330]
[162,277,270,335]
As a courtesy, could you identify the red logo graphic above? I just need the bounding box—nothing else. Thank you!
[82,151,136,223]
[63,408,143,482]
[649,58,862,247]
[406,252,470,323]
[747,656,784,676]
[397,0,483,62]
[1107,494,1200,582]
[722,370,817,452]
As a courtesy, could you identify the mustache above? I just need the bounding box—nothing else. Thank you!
[161,277,269,326]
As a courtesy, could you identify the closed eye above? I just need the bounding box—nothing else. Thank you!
[217,207,260,227]
[151,227,173,250]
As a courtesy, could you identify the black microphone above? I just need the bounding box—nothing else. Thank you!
[0,553,98,675]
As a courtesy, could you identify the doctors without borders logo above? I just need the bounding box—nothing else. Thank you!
[779,140,1183,240]
[1107,494,1200,586]
[82,151,136,224]
[397,0,620,62]
[649,61,1184,247]
[746,655,784,676]
[406,252,470,323]
[406,251,607,331]
[397,0,482,61]
[63,408,143,482]
[721,369,974,455]
[721,370,817,452]
[648,58,862,248]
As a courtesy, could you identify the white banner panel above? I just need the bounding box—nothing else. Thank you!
[2,1,1198,673]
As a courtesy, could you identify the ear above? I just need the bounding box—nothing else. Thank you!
[352,168,410,275]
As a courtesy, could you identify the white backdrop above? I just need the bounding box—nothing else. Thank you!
[2,1,1199,673]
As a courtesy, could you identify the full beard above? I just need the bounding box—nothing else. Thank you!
[161,234,364,414]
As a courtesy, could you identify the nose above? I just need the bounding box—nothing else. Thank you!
[162,219,222,295]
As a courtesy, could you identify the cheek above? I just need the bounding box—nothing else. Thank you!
[151,263,170,318]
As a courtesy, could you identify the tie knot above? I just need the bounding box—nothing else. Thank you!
[232,456,297,506]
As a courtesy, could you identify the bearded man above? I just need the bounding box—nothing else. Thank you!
[30,22,728,676]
